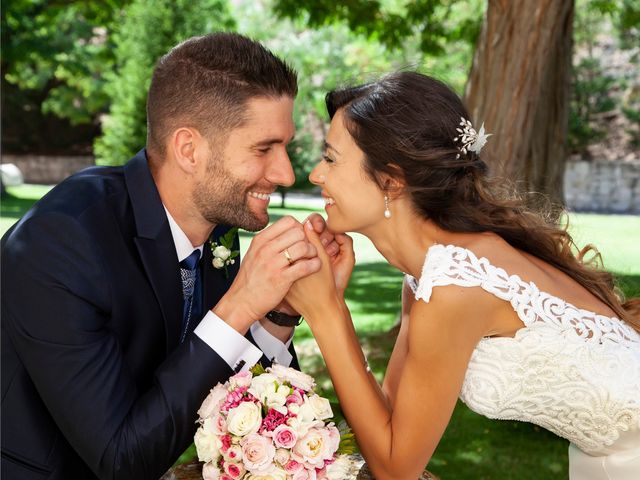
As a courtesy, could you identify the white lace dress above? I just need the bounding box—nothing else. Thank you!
[407,244,640,479]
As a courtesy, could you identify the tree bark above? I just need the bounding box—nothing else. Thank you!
[464,0,574,207]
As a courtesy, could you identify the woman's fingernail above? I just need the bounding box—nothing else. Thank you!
[321,238,328,246]
[305,220,313,230]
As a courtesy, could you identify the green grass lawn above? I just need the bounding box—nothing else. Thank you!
[2,186,639,479]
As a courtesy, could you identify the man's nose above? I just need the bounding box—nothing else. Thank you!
[268,148,295,187]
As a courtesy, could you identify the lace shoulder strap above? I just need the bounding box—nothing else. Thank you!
[408,244,640,346]
[412,244,513,303]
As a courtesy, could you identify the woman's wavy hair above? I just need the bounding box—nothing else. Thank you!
[326,71,639,331]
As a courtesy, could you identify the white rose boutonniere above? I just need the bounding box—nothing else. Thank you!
[209,227,240,278]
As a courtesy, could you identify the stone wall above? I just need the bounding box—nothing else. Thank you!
[564,160,640,214]
[1,155,94,185]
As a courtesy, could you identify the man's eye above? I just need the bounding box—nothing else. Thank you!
[256,146,272,154]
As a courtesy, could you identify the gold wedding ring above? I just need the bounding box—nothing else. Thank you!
[283,248,293,265]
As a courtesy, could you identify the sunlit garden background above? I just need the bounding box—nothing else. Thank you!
[2,0,639,478]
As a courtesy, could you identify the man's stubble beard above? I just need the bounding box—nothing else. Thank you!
[192,151,269,232]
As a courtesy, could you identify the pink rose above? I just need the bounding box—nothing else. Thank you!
[224,461,245,479]
[220,475,234,480]
[241,433,276,474]
[286,391,304,406]
[224,444,242,461]
[212,414,227,435]
[202,461,221,480]
[272,424,297,449]
[320,426,340,458]
[292,467,317,480]
[220,434,232,453]
[284,459,304,474]
[230,371,253,388]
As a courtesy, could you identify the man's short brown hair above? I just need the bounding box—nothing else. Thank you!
[146,32,298,158]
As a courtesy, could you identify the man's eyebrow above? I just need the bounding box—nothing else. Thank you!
[252,135,295,147]
[324,141,340,155]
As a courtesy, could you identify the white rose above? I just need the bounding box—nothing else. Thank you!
[268,364,315,391]
[226,401,262,436]
[306,395,333,421]
[241,433,276,474]
[194,425,220,463]
[287,405,324,438]
[325,455,351,480]
[212,257,225,269]
[264,384,291,411]
[274,448,290,466]
[319,425,340,459]
[244,466,288,480]
[202,461,221,480]
[248,373,278,400]
[197,385,228,419]
[292,428,327,468]
[213,245,231,260]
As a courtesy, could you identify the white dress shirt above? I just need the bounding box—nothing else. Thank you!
[164,208,293,371]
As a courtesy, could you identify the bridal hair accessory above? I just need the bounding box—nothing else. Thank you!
[454,117,492,159]
[384,195,391,219]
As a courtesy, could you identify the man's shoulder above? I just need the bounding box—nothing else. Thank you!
[2,164,132,244]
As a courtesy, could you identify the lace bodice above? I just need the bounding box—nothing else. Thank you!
[407,244,640,455]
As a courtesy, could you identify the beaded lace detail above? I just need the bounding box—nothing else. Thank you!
[408,244,640,453]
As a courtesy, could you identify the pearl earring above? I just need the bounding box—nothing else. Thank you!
[384,195,391,219]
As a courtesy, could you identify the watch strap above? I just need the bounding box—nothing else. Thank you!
[265,310,303,327]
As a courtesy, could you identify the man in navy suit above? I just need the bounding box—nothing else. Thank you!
[1,33,336,479]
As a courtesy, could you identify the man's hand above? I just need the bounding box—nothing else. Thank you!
[212,216,320,333]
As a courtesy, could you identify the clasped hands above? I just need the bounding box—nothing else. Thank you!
[213,214,354,334]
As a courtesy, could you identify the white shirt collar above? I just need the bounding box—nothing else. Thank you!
[163,206,204,262]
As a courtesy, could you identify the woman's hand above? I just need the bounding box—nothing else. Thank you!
[306,213,355,294]
[286,220,346,322]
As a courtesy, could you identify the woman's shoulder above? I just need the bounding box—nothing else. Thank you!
[410,235,516,302]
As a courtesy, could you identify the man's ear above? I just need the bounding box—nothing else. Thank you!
[171,127,202,173]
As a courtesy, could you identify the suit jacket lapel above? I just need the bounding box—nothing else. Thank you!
[125,150,182,353]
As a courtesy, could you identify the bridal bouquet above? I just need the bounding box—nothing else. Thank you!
[194,364,355,480]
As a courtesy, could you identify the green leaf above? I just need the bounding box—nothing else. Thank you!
[250,363,267,376]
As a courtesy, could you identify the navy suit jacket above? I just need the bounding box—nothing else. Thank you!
[1,150,297,479]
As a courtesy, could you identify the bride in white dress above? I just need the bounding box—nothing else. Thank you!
[284,72,640,479]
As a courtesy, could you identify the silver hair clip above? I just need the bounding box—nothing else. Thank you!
[454,117,492,159]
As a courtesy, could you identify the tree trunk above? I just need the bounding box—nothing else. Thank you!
[464,0,574,208]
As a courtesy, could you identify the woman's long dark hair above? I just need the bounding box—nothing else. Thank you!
[327,71,639,331]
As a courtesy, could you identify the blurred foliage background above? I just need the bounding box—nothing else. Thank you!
[4,0,637,194]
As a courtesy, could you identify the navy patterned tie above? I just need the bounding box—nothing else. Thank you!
[179,249,201,342]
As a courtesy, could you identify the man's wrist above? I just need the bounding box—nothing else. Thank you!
[265,310,303,327]
[258,317,294,344]
[212,294,256,334]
